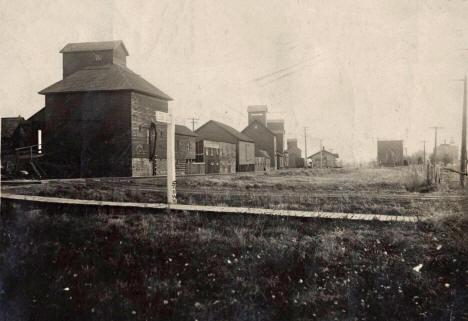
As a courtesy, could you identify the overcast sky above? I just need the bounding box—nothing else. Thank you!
[1,0,468,163]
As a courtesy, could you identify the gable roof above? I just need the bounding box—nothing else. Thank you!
[242,119,276,137]
[39,64,172,100]
[197,120,254,143]
[308,149,339,159]
[60,40,129,56]
[28,107,45,123]
[175,124,198,137]
[1,117,24,138]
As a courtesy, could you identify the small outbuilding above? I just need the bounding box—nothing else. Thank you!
[308,147,339,168]
[377,140,404,167]
[196,120,255,173]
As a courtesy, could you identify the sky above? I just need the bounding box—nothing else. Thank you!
[1,0,468,163]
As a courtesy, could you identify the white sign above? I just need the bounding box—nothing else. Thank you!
[204,141,220,149]
[155,111,172,124]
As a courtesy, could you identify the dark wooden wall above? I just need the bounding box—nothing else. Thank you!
[175,135,196,160]
[63,50,113,78]
[44,91,132,178]
[377,141,404,166]
[287,147,303,168]
[242,123,276,168]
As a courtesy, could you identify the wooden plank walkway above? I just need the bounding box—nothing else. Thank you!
[0,193,418,223]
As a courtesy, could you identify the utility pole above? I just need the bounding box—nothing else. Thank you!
[320,138,323,168]
[187,117,199,132]
[429,126,443,165]
[461,76,467,187]
[303,127,308,168]
[421,140,426,164]
[453,48,468,186]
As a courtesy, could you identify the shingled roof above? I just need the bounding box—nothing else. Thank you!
[308,149,339,159]
[175,125,198,137]
[39,64,172,100]
[197,120,254,143]
[60,40,129,55]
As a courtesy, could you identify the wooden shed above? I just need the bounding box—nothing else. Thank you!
[377,140,404,167]
[195,140,236,174]
[38,40,172,178]
[308,148,339,168]
[196,120,255,173]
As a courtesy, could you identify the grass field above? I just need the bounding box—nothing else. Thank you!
[3,167,464,217]
[1,167,466,320]
[1,201,467,321]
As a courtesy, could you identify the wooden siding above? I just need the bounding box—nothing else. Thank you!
[196,140,236,174]
[130,92,168,176]
[43,91,132,178]
[377,141,404,166]
[309,151,338,168]
[219,142,236,173]
[175,135,196,160]
[242,123,277,168]
[187,162,205,175]
[63,50,119,78]
[238,141,255,165]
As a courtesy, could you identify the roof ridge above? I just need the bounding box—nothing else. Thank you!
[39,63,172,100]
[242,119,277,136]
[60,40,129,56]
[204,120,254,142]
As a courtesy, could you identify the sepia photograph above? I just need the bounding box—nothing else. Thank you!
[0,1,467,320]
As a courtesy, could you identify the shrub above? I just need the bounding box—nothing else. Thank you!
[403,168,433,192]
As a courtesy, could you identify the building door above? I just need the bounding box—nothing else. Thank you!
[205,148,220,174]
